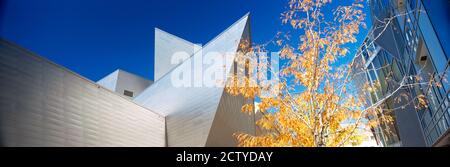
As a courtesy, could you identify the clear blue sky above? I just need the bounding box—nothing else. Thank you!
[0,0,371,81]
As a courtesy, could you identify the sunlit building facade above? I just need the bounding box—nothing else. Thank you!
[0,14,255,147]
[355,0,449,146]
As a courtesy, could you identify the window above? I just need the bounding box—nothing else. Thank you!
[392,60,403,82]
[369,65,377,82]
[408,0,417,10]
[443,66,450,92]
[123,90,134,97]
[421,0,450,59]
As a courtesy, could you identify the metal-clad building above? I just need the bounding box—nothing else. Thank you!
[0,14,255,147]
[134,14,255,147]
[0,39,166,146]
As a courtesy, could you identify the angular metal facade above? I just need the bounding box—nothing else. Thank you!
[134,14,255,147]
[154,28,202,81]
[97,69,153,99]
[0,40,166,146]
[0,13,255,147]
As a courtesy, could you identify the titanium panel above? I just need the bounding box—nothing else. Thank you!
[134,14,251,146]
[98,69,153,99]
[154,28,202,81]
[205,92,255,147]
[0,39,165,147]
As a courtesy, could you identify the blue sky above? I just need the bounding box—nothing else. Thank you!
[0,0,371,81]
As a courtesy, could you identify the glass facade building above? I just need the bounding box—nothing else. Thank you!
[355,0,449,146]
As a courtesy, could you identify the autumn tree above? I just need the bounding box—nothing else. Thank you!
[225,0,445,147]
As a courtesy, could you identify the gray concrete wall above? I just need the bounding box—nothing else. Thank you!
[0,39,165,147]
